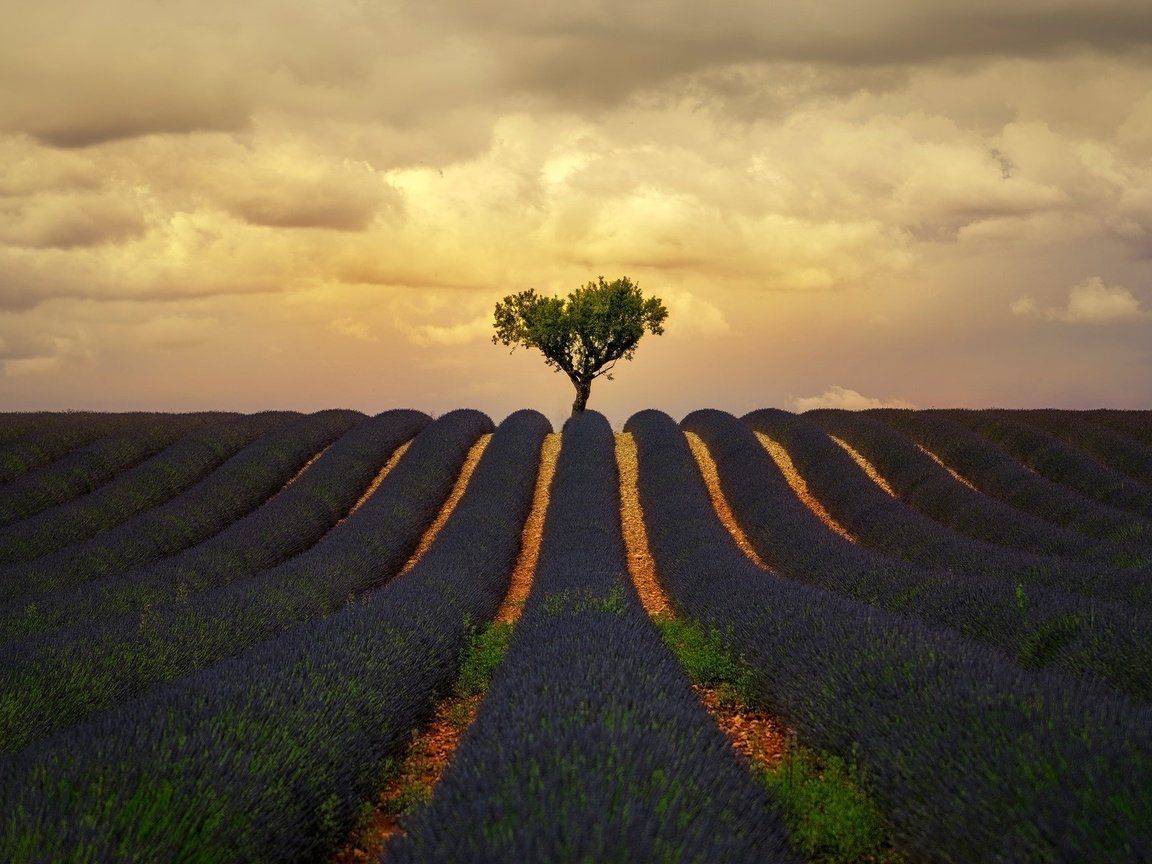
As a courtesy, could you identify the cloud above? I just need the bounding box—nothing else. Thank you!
[328,316,376,341]
[226,190,383,231]
[433,0,1152,116]
[662,289,729,336]
[1010,296,1039,317]
[792,385,916,411]
[5,0,1150,157]
[402,314,491,347]
[1,0,1151,414]
[0,1,256,147]
[0,250,89,310]
[0,326,91,378]
[0,201,322,311]
[208,152,402,231]
[0,193,146,248]
[136,314,221,349]
[0,0,495,149]
[1055,277,1148,323]
[0,140,102,196]
[1013,276,1150,323]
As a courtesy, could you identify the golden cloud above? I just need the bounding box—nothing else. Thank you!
[1014,276,1150,324]
[792,386,916,411]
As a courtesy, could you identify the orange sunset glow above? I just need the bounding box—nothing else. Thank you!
[2,0,1150,423]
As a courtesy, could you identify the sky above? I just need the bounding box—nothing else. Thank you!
[2,0,1150,429]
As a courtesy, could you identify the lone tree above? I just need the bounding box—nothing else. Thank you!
[493,276,669,416]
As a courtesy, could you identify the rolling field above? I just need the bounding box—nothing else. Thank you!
[1,407,1150,863]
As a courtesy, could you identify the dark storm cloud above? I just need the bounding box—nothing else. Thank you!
[0,0,379,148]
[5,0,1151,150]
[0,2,259,148]
[424,0,1152,110]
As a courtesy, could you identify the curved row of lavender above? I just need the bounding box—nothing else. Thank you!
[0,409,547,862]
[947,409,1152,520]
[0,406,1147,862]
[0,412,222,526]
[0,410,307,574]
[0,411,187,482]
[0,409,429,640]
[878,408,1152,546]
[746,408,1152,597]
[0,410,486,752]
[387,411,797,863]
[802,408,1142,565]
[1021,409,1152,488]
[628,408,1151,863]
[1092,409,1152,446]
[686,409,1152,702]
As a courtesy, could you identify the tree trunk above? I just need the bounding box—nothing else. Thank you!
[571,378,592,416]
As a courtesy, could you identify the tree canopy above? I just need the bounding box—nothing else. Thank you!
[492,276,668,415]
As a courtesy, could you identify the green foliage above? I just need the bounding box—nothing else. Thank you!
[455,620,514,700]
[363,619,516,831]
[652,614,755,706]
[390,777,435,814]
[492,275,668,411]
[757,746,904,864]
[654,612,905,864]
[540,582,628,618]
[317,791,345,848]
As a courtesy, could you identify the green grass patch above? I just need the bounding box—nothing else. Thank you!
[387,618,514,805]
[455,620,514,699]
[756,746,906,864]
[337,617,518,856]
[652,614,755,708]
[654,612,907,864]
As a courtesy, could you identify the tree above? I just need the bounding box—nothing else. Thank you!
[492,276,669,416]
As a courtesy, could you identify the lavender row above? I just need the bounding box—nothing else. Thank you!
[1020,409,1152,489]
[0,412,84,447]
[0,410,358,601]
[0,412,166,483]
[0,410,547,863]
[948,409,1152,522]
[387,411,798,864]
[0,409,430,640]
[742,408,1147,595]
[1087,408,1152,447]
[686,409,1152,701]
[0,413,224,527]
[759,408,1152,604]
[628,409,1152,863]
[0,411,295,568]
[876,408,1152,548]
[0,409,489,752]
[802,408,1129,565]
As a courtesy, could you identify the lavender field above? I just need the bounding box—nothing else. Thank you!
[1,407,1150,863]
